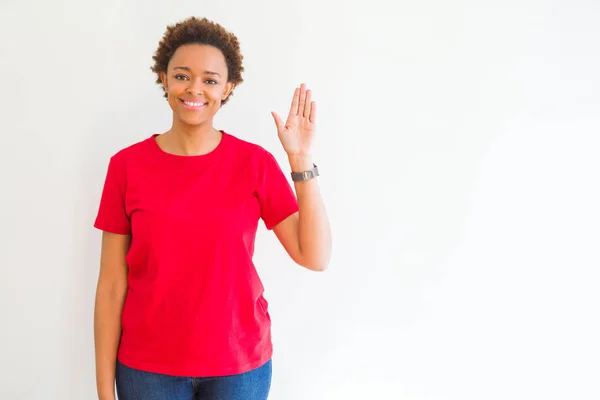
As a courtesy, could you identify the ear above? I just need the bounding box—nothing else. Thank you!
[160,71,168,91]
[222,82,235,101]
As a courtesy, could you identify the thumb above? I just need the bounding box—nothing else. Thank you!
[271,111,285,133]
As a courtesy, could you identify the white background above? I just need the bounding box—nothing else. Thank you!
[1,0,599,399]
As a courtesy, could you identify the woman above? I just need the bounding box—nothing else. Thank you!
[93,16,331,400]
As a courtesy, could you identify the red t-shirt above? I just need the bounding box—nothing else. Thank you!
[94,131,298,377]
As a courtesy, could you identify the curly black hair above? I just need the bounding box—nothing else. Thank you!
[151,17,244,105]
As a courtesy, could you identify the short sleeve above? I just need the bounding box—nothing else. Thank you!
[256,150,299,230]
[94,154,131,235]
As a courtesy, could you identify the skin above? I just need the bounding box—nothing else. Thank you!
[94,43,332,400]
[94,233,129,400]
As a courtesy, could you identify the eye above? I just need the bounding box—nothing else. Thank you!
[175,74,189,81]
[205,79,218,84]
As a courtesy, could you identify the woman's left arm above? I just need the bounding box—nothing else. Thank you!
[271,83,332,271]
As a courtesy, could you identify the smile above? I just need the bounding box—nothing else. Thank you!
[180,99,207,109]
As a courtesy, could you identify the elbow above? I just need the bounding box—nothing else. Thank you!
[300,255,331,272]
[297,239,332,272]
[96,278,128,300]
[309,263,329,272]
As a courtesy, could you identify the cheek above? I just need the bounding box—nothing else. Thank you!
[167,79,186,94]
[166,81,186,107]
[167,92,180,110]
[210,84,229,98]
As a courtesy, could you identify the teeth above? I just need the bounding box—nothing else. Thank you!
[184,101,204,107]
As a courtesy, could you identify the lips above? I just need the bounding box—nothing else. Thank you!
[179,99,207,110]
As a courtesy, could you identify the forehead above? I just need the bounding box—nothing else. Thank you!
[168,44,227,72]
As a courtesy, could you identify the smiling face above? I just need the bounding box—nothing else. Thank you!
[160,44,234,127]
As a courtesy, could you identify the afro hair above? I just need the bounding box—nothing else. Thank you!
[151,17,244,105]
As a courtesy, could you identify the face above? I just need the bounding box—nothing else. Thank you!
[160,44,234,126]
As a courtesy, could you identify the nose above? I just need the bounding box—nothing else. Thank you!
[186,87,203,96]
[187,78,203,96]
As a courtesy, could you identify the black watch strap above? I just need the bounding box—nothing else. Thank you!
[291,164,319,181]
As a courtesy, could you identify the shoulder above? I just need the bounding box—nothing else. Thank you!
[224,132,274,163]
[224,132,289,184]
[108,136,154,165]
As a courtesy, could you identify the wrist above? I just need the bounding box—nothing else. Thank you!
[287,154,313,172]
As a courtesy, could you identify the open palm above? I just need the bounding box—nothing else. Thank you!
[271,83,316,157]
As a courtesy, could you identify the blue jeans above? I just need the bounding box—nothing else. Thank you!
[115,359,272,400]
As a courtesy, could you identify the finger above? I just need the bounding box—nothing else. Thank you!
[297,83,306,116]
[289,87,300,116]
[304,89,312,118]
[271,111,285,132]
[309,101,316,124]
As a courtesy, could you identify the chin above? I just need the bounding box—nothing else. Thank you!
[179,117,207,126]
[172,110,209,125]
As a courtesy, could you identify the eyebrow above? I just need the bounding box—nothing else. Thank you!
[173,66,221,77]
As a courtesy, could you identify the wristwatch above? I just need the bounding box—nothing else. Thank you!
[291,164,319,181]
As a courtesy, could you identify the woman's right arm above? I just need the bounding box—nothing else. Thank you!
[94,232,130,400]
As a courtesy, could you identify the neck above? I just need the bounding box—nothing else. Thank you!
[161,119,222,156]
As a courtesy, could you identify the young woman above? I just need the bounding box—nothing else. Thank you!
[93,16,331,400]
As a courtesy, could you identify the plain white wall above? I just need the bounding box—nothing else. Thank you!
[1,0,599,399]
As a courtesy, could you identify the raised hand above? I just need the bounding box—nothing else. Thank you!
[271,83,316,157]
